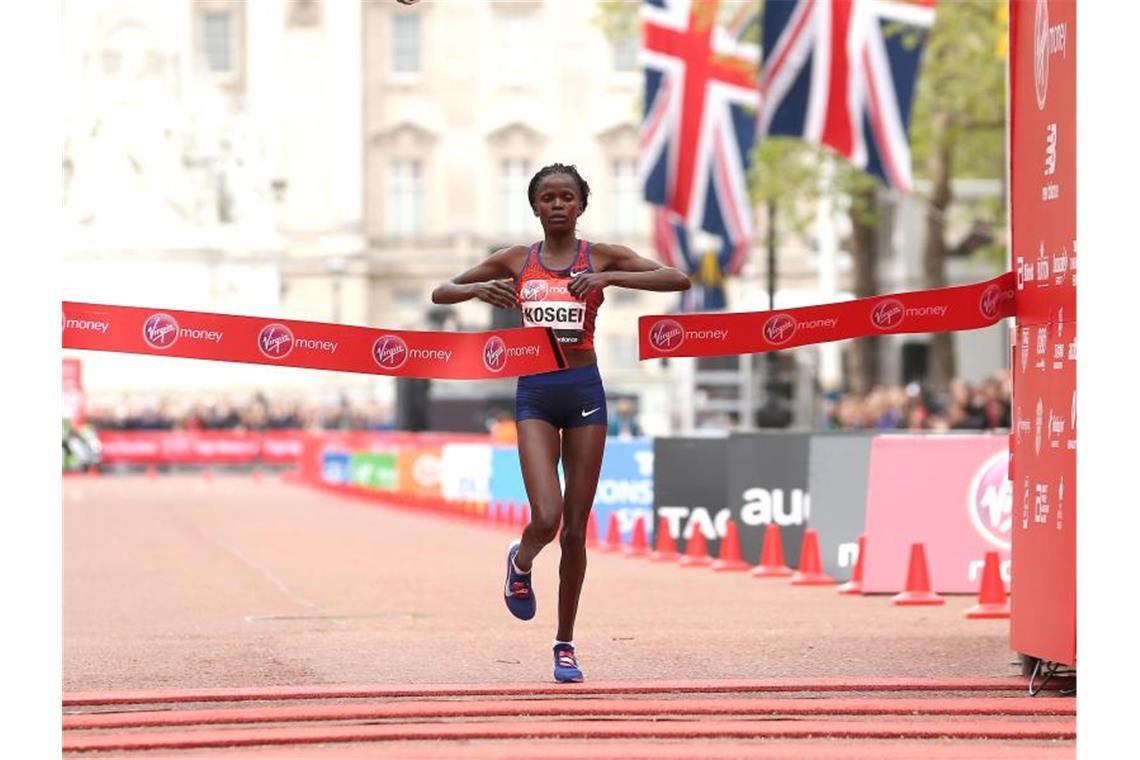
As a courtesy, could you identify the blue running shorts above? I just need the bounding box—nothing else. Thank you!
[516,364,608,430]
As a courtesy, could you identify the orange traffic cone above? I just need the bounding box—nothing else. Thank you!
[712,519,751,572]
[790,529,836,586]
[837,534,866,595]
[586,512,599,549]
[146,465,158,480]
[203,467,214,482]
[625,514,651,558]
[752,524,793,578]
[892,542,945,605]
[650,517,681,562]
[964,551,1010,619]
[600,513,623,553]
[86,465,100,478]
[251,468,263,483]
[679,528,713,567]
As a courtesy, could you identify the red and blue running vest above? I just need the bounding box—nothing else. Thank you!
[515,240,604,351]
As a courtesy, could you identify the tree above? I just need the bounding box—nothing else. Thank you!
[908,0,1006,392]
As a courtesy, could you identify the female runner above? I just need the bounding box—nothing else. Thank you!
[431,163,690,682]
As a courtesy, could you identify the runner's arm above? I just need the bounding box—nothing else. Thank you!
[431,248,522,309]
[568,244,690,298]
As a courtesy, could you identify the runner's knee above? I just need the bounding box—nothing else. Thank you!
[529,510,561,545]
[560,521,587,550]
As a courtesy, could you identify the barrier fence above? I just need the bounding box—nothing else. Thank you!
[280,428,1010,596]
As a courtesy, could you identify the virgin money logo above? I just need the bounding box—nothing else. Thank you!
[483,336,507,372]
[870,299,904,330]
[1034,0,1050,109]
[257,323,294,360]
[372,335,409,370]
[648,319,684,352]
[763,314,797,345]
[979,285,1002,320]
[520,280,549,301]
[142,313,179,350]
[968,451,1012,550]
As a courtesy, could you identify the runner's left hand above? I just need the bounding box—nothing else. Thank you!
[567,271,611,299]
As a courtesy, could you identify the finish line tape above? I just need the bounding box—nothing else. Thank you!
[639,273,1017,359]
[62,302,567,380]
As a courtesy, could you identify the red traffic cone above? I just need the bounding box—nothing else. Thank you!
[752,524,793,578]
[251,468,263,483]
[892,542,946,605]
[600,513,623,553]
[837,534,866,595]
[86,465,100,478]
[712,519,751,572]
[625,514,651,558]
[679,528,712,567]
[650,517,681,562]
[790,529,836,585]
[964,551,1010,619]
[586,512,599,549]
[146,465,158,480]
[203,467,214,482]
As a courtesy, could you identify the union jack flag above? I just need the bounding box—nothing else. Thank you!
[759,0,936,192]
[641,0,760,278]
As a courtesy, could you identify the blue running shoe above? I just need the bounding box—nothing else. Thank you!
[504,539,536,620]
[553,644,584,683]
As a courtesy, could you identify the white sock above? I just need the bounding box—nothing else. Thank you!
[554,639,574,650]
[512,556,530,575]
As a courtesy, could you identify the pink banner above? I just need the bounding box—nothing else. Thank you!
[62,302,566,380]
[862,435,1010,594]
[639,273,1016,360]
[63,358,85,426]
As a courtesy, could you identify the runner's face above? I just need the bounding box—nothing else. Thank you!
[532,174,583,232]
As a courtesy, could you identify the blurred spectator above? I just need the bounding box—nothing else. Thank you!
[85,392,394,433]
[823,372,1012,432]
[607,398,642,439]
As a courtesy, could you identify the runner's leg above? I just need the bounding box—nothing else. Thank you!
[513,418,564,572]
[556,423,607,642]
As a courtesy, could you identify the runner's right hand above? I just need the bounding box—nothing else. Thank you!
[470,279,518,309]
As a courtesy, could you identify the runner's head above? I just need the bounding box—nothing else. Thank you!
[528,164,589,233]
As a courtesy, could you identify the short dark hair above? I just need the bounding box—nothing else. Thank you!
[527,163,590,212]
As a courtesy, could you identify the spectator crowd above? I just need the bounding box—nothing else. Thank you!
[822,371,1012,432]
[84,393,395,432]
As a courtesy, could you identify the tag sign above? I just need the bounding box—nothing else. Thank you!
[638,273,1017,359]
[62,302,566,380]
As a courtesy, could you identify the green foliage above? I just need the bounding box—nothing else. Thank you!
[910,0,1006,181]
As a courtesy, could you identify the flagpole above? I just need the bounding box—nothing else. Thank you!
[757,199,789,428]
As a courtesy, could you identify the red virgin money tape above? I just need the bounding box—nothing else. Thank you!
[639,273,1017,360]
[62,302,567,380]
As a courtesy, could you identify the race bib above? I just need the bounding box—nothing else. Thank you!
[519,278,586,345]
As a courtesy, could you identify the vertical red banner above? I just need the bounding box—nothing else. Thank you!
[62,358,85,426]
[1009,0,1076,666]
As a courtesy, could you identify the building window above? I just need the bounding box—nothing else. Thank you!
[501,158,531,236]
[612,158,644,236]
[612,33,638,71]
[201,10,235,74]
[389,159,422,236]
[392,13,421,74]
[498,12,531,85]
